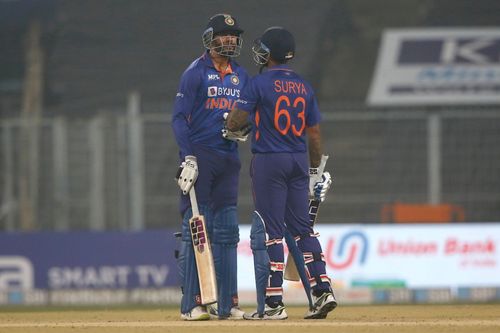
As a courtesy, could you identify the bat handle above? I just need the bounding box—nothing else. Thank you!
[189,187,200,217]
[318,154,329,174]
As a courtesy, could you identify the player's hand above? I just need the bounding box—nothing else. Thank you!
[309,169,332,202]
[176,155,198,195]
[312,171,332,202]
[222,112,251,142]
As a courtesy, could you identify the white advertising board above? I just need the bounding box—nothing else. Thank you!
[367,29,500,105]
[237,224,500,290]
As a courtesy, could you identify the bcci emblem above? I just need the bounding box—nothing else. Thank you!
[230,75,239,85]
[224,15,235,26]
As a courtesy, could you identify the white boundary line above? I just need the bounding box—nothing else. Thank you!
[0,320,500,328]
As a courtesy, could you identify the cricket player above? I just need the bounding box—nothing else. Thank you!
[226,27,337,320]
[172,13,249,320]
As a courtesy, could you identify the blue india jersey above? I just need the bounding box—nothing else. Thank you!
[172,52,249,158]
[236,65,321,153]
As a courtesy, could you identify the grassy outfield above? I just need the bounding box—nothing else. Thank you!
[0,304,499,333]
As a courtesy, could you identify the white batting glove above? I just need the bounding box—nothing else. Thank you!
[176,155,198,195]
[309,168,332,201]
[222,112,251,142]
[312,171,333,202]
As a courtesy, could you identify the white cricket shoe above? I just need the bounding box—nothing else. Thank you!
[304,291,338,319]
[208,304,245,320]
[229,306,245,320]
[243,302,288,320]
[180,305,210,321]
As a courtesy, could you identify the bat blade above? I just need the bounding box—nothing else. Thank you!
[283,247,300,281]
[189,213,217,305]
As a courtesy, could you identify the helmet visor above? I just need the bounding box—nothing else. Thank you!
[203,28,243,57]
[252,39,270,65]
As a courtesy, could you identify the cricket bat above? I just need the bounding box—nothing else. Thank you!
[189,186,218,305]
[284,155,329,281]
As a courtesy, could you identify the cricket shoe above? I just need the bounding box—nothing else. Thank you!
[304,291,338,319]
[180,305,210,321]
[243,302,288,320]
[208,304,245,320]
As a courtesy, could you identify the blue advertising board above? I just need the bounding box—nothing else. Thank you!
[0,230,180,291]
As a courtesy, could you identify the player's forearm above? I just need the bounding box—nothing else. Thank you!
[171,116,194,158]
[307,125,322,168]
[172,95,196,158]
[226,108,249,131]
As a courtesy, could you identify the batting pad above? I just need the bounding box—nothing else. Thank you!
[212,206,239,317]
[250,211,270,315]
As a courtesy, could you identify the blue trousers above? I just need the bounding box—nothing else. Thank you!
[250,152,311,238]
[250,152,330,302]
[179,145,240,215]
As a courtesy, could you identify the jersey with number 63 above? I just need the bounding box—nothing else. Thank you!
[236,64,321,153]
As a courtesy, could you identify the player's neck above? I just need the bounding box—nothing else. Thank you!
[210,53,230,72]
[267,58,282,68]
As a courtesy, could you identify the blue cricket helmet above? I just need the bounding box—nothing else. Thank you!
[202,13,243,57]
[252,27,295,65]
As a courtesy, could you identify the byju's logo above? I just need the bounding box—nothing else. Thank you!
[325,231,369,270]
[0,256,34,291]
[398,38,500,65]
[207,86,217,97]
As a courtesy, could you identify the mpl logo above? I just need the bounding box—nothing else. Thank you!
[398,37,500,65]
[0,256,34,291]
[324,231,369,270]
[208,74,220,81]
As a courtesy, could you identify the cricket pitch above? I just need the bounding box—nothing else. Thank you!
[0,304,499,333]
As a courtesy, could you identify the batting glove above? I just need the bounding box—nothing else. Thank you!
[222,112,251,142]
[312,171,333,202]
[176,155,198,195]
[309,168,333,201]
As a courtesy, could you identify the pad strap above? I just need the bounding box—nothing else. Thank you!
[308,273,331,288]
[305,266,331,288]
[266,287,283,297]
[267,261,284,297]
[302,252,325,265]
[294,232,320,241]
[302,251,328,287]
[266,238,283,246]
[270,261,285,272]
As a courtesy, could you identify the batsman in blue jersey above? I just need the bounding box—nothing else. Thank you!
[226,27,337,320]
[171,13,250,321]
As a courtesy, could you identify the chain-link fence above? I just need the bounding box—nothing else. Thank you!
[1,102,500,231]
